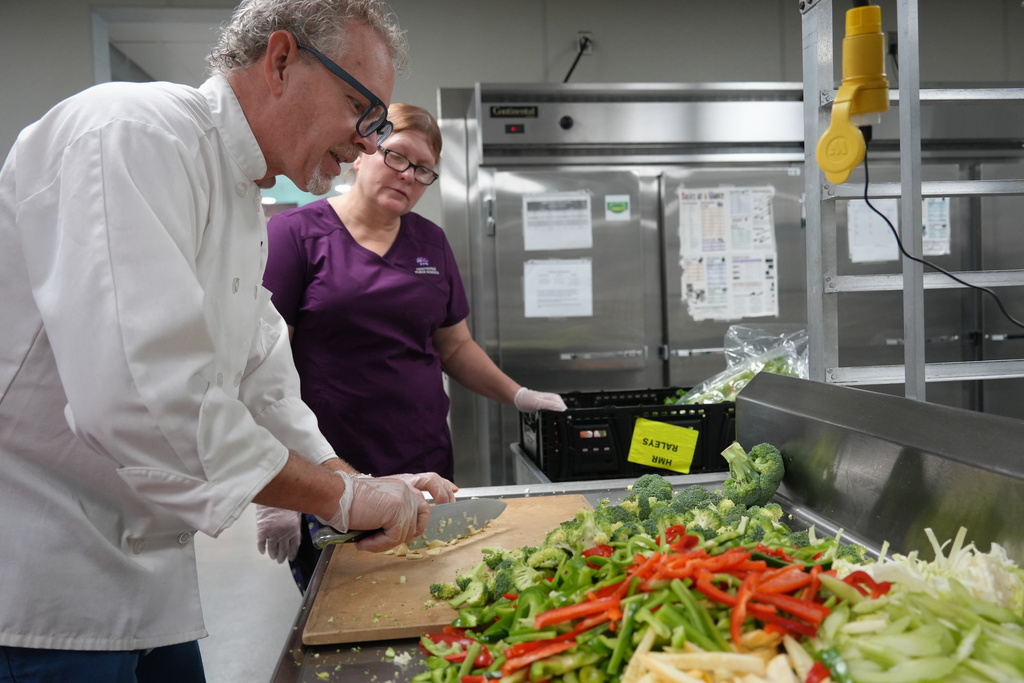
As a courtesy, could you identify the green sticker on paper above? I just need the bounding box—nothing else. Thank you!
[627,418,699,474]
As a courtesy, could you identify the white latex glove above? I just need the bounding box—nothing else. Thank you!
[318,472,429,553]
[388,472,459,504]
[255,505,302,563]
[514,387,568,412]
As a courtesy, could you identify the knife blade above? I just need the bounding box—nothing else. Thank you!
[312,498,507,550]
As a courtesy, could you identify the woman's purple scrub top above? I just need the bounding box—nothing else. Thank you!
[264,199,470,480]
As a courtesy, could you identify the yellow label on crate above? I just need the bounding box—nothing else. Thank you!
[627,418,700,474]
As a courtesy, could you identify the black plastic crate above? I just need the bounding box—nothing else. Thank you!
[518,388,735,482]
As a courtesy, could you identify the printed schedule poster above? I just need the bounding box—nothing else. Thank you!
[523,191,593,251]
[678,186,779,321]
[523,258,593,318]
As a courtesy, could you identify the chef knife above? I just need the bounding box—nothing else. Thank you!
[312,498,508,550]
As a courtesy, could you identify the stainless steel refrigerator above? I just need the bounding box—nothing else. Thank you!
[437,83,1024,487]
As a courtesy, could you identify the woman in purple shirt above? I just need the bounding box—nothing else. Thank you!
[255,104,565,589]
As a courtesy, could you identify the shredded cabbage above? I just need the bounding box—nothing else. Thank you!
[834,526,1024,616]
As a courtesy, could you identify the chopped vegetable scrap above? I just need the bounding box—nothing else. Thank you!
[412,457,1024,683]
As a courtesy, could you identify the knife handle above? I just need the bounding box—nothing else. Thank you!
[312,527,381,549]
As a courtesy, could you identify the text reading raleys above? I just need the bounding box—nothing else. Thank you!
[627,418,700,474]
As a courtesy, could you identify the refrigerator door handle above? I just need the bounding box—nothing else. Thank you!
[667,347,725,358]
[484,196,496,236]
[559,349,646,360]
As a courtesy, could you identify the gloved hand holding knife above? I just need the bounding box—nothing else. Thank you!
[256,469,459,560]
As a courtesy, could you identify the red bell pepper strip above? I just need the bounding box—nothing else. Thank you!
[730,574,759,646]
[694,570,738,607]
[805,660,831,683]
[843,570,892,599]
[422,630,475,654]
[800,564,823,602]
[755,543,796,563]
[757,564,810,594]
[444,648,495,668]
[500,640,575,677]
[753,591,831,624]
[534,596,620,629]
[581,544,614,568]
[751,608,819,638]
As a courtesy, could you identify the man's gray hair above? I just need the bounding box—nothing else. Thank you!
[207,0,408,76]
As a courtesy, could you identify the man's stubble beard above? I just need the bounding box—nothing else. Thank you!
[305,166,335,196]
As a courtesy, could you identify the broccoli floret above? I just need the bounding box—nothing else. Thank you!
[543,521,576,554]
[527,546,569,569]
[685,525,715,540]
[632,473,675,502]
[786,529,811,548]
[544,509,613,555]
[595,502,641,528]
[619,498,640,516]
[685,507,723,533]
[716,499,748,529]
[719,441,785,507]
[628,474,674,520]
[429,582,461,601]
[510,560,543,592]
[641,516,662,538]
[449,580,490,608]
[742,523,767,544]
[491,568,516,597]
[645,499,674,524]
[744,504,788,533]
[835,543,869,563]
[670,485,717,514]
[453,561,490,592]
[481,547,509,570]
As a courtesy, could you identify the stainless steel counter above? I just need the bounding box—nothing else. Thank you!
[269,473,729,683]
[270,373,1024,681]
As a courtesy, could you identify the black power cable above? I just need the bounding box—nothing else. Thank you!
[563,36,592,83]
[859,127,1024,331]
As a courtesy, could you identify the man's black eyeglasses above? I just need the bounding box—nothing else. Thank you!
[378,147,439,186]
[296,41,393,143]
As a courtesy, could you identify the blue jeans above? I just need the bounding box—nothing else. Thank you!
[0,641,205,683]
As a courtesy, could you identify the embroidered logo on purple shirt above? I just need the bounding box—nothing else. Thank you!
[415,256,439,275]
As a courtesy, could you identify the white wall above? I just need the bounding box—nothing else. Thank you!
[3,0,1024,223]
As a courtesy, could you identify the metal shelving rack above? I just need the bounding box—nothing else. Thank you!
[800,0,1024,400]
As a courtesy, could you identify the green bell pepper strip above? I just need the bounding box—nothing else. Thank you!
[819,647,854,683]
[457,642,482,679]
[669,579,728,651]
[604,601,640,677]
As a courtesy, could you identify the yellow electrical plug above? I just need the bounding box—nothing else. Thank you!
[815,4,890,184]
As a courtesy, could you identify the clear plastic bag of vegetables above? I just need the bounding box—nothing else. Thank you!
[671,324,808,404]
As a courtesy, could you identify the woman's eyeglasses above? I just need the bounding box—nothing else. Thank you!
[296,42,393,143]
[378,147,439,186]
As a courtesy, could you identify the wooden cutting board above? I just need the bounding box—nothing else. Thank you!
[303,494,592,645]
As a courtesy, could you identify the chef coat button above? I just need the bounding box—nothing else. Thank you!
[178,532,192,545]
[132,538,146,554]
[233,372,242,387]
[232,277,240,293]
[216,372,223,386]
[235,182,248,198]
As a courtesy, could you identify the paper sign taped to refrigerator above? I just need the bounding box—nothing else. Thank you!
[627,418,699,474]
[523,258,593,318]
[523,191,593,251]
[678,186,779,321]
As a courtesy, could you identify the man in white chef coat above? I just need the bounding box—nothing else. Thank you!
[0,1,457,681]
